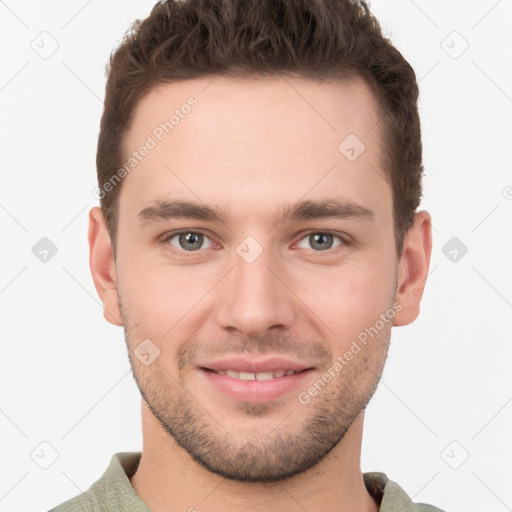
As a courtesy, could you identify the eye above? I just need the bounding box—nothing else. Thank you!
[296,231,345,252]
[160,229,347,254]
[164,231,214,252]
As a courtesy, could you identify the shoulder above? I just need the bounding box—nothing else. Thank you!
[49,491,107,512]
[46,452,143,512]
[364,472,447,512]
[46,477,110,512]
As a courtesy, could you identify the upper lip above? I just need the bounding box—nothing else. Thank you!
[199,357,314,373]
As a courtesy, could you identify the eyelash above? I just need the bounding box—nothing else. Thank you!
[159,229,349,256]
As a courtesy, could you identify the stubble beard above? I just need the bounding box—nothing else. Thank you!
[120,296,392,483]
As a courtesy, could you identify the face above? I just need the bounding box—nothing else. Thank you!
[90,75,430,483]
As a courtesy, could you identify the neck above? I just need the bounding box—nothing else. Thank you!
[130,402,379,512]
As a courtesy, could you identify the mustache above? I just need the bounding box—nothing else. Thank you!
[176,334,332,371]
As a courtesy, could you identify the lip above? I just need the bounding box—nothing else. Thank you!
[198,357,315,403]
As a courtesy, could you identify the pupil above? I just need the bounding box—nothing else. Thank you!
[312,233,332,251]
[181,233,202,251]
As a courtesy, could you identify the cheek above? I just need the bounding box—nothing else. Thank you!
[116,234,397,348]
[297,257,395,342]
[116,254,213,339]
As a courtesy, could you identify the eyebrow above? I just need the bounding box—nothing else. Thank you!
[137,197,375,226]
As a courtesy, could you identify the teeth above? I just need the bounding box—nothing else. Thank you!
[217,369,298,380]
[255,372,274,381]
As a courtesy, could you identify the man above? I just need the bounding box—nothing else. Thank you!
[50,0,442,510]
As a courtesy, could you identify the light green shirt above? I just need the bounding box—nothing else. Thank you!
[48,452,445,511]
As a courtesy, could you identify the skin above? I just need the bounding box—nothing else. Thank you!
[89,75,432,512]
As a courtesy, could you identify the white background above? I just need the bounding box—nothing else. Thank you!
[1,1,511,511]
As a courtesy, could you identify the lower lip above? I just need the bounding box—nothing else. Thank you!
[200,368,314,403]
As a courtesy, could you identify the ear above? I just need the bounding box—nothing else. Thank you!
[88,207,122,326]
[393,210,432,326]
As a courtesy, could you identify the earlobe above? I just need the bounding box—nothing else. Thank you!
[88,207,123,326]
[393,210,432,326]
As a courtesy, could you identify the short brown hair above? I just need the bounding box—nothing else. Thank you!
[96,0,423,255]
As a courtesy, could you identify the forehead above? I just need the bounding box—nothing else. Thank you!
[120,75,390,227]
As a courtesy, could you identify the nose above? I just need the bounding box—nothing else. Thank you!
[215,238,297,339]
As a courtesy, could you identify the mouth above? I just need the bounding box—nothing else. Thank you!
[197,357,315,403]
